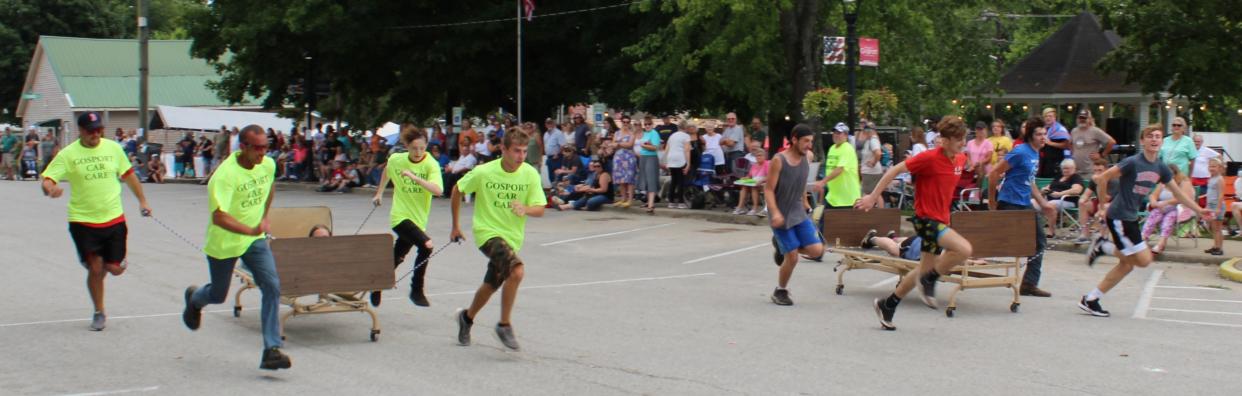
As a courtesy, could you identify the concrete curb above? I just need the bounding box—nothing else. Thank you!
[1045,239,1229,267]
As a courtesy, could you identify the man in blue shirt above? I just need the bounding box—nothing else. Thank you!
[988,116,1051,297]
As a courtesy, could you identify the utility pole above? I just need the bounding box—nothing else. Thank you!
[516,0,523,123]
[843,0,861,134]
[137,0,149,143]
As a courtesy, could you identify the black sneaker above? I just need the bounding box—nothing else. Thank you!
[1078,296,1111,317]
[861,229,878,249]
[918,273,938,309]
[183,286,201,331]
[89,312,106,331]
[369,290,382,307]
[873,298,896,331]
[772,237,783,266]
[409,288,429,307]
[495,323,521,351]
[455,309,472,346]
[260,347,292,370]
[1086,236,1106,267]
[770,288,793,306]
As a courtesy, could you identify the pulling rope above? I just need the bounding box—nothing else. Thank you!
[145,209,204,252]
[393,239,461,288]
[354,204,380,235]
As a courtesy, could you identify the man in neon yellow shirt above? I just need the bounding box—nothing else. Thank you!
[371,125,443,307]
[450,126,546,351]
[180,125,291,370]
[41,112,152,331]
[816,122,860,210]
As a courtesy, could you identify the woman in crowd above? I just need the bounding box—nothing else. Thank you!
[1041,159,1084,238]
[1141,164,1195,254]
[611,121,639,208]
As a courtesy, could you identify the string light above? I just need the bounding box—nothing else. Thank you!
[1005,105,1012,110]
[1022,105,1029,111]
[985,104,992,110]
[951,99,959,105]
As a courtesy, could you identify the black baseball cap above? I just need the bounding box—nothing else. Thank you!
[77,112,104,130]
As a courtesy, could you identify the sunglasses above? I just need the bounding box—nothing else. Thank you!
[1172,124,1185,127]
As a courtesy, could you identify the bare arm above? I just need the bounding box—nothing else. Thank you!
[372,169,391,205]
[592,173,612,194]
[402,170,444,196]
[1167,179,1206,214]
[449,185,465,242]
[987,159,1012,211]
[212,209,264,236]
[1030,182,1049,208]
[121,171,152,215]
[764,154,783,227]
[856,161,907,210]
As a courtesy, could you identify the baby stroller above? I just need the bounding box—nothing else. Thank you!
[686,153,735,209]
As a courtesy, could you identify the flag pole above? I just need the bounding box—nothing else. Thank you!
[516,0,523,124]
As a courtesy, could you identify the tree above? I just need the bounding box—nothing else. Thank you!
[0,0,130,122]
[185,0,661,129]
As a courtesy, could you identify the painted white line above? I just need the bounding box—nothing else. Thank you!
[1154,286,1227,291]
[682,243,769,264]
[541,223,676,246]
[867,276,900,290]
[428,273,718,296]
[1132,269,1163,319]
[60,386,159,396]
[1152,297,1242,304]
[0,309,231,329]
[1143,317,1242,329]
[1149,308,1242,316]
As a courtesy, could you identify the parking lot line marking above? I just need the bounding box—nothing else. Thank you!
[1154,286,1227,291]
[1143,317,1242,329]
[1149,308,1242,316]
[60,385,159,396]
[1132,269,1162,319]
[540,223,675,246]
[0,309,231,329]
[682,243,769,264]
[428,273,718,296]
[1152,297,1242,304]
[867,276,900,289]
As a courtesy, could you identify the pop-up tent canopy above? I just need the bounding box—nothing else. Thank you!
[150,105,295,132]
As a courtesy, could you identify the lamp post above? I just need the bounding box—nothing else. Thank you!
[843,0,861,134]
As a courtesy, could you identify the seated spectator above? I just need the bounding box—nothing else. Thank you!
[442,141,478,197]
[1142,164,1194,254]
[1040,159,1084,237]
[146,154,165,184]
[317,160,354,193]
[1074,158,1118,243]
[733,147,769,216]
[129,153,146,181]
[430,144,450,168]
[557,159,614,211]
[554,145,585,184]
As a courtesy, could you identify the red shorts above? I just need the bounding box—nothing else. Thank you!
[1192,177,1209,187]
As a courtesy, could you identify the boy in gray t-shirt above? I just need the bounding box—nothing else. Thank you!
[1081,126,1209,317]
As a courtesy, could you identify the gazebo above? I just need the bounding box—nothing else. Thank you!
[981,12,1184,144]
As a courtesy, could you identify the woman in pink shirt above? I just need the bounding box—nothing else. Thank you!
[965,121,994,184]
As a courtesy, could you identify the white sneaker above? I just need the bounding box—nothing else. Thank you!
[668,203,677,209]
[746,209,757,216]
[758,208,768,217]
[678,203,689,209]
[732,208,746,215]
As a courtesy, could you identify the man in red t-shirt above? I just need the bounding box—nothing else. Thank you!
[856,115,972,331]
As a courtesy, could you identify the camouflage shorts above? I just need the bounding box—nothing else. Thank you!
[480,237,523,288]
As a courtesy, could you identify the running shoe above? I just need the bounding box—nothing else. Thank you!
[495,323,521,351]
[260,347,292,370]
[1078,296,1111,317]
[183,286,201,330]
[409,288,429,307]
[861,229,878,249]
[455,308,472,346]
[1086,236,1106,267]
[873,298,896,331]
[1074,236,1091,244]
[770,288,793,306]
[918,274,938,309]
[90,312,106,331]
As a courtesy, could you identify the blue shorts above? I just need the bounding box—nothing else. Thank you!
[772,219,823,255]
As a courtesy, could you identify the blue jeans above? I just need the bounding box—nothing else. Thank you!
[192,239,283,349]
[997,201,1047,287]
[572,194,612,211]
[545,156,561,185]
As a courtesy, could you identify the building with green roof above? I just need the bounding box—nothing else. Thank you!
[15,36,262,137]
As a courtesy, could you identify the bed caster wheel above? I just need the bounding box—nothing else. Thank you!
[370,330,380,342]
[232,307,241,317]
[945,308,955,318]
[1010,303,1020,313]
[834,285,844,295]
[281,336,286,341]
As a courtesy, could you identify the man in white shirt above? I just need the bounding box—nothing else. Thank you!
[1190,134,1219,189]
[543,118,567,185]
[721,112,746,173]
[443,142,478,197]
[858,125,884,194]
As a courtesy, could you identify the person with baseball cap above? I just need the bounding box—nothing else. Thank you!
[40,112,152,331]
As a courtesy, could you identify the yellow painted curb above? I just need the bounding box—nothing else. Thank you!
[1221,258,1242,283]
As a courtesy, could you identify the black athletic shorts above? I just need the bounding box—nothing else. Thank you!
[480,237,523,288]
[1105,217,1146,257]
[68,222,128,264]
[911,216,948,254]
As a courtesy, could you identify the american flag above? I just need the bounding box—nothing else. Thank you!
[523,0,535,21]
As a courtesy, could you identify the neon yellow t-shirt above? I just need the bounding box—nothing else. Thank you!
[987,135,1013,165]
[204,152,275,259]
[40,139,132,224]
[386,152,443,229]
[456,160,547,252]
[824,142,860,207]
